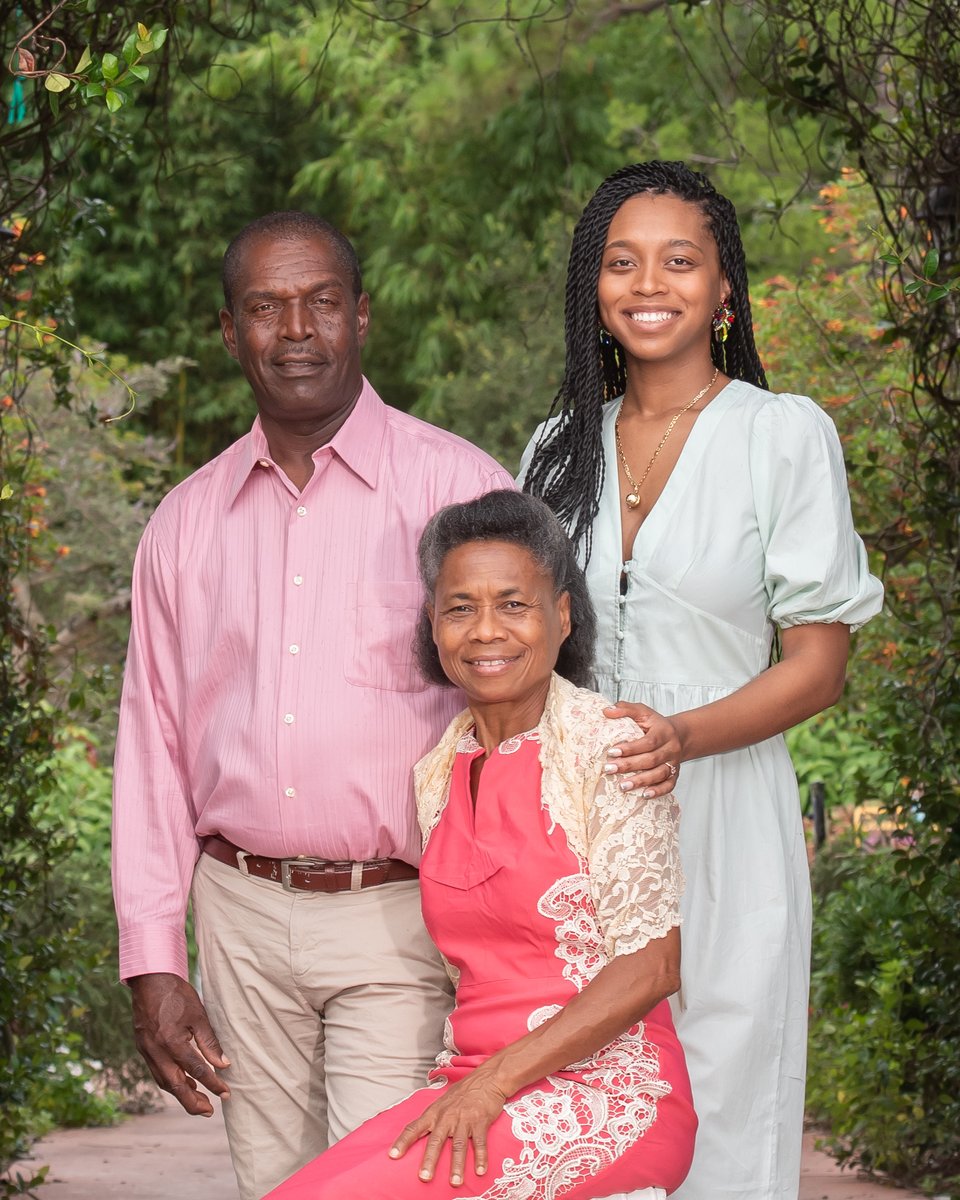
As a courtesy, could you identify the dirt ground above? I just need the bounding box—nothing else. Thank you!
[7,1095,929,1200]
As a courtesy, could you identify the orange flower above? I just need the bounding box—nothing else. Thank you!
[56,544,71,557]
[825,319,845,333]
[1,395,13,409]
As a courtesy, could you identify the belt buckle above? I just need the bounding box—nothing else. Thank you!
[280,857,329,892]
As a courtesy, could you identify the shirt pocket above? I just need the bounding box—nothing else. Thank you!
[344,580,429,693]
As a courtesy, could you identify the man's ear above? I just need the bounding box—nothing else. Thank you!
[219,307,238,360]
[356,292,370,349]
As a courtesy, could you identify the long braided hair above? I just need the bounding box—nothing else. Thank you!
[523,161,768,559]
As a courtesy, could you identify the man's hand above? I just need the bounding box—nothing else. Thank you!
[129,972,231,1116]
[389,1072,507,1186]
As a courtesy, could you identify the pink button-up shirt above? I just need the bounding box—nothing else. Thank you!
[112,378,513,981]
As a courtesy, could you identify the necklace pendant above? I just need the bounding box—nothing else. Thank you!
[625,491,641,510]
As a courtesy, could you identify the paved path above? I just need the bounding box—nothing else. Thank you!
[7,1095,926,1199]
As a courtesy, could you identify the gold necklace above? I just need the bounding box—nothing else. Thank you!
[614,367,719,511]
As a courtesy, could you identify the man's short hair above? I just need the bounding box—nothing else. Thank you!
[221,212,363,311]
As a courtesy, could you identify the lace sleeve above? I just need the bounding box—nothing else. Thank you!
[586,767,684,958]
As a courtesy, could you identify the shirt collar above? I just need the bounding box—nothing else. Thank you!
[224,376,387,507]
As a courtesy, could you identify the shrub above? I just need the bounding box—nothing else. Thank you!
[807,839,960,1192]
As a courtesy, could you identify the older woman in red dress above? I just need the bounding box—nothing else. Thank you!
[266,490,696,1199]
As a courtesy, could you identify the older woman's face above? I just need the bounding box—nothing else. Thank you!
[430,540,571,708]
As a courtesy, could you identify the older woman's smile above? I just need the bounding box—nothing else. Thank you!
[429,539,571,748]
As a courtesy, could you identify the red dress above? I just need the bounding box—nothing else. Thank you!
[266,728,696,1199]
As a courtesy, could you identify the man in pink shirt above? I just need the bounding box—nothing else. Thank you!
[112,211,513,1199]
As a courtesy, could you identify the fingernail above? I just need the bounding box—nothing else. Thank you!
[452,1176,462,1186]
[620,780,634,791]
[388,1148,400,1159]
[419,1170,432,1181]
[606,747,622,758]
[602,762,618,773]
[642,788,656,799]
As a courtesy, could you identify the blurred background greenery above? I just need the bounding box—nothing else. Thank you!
[1,2,957,1194]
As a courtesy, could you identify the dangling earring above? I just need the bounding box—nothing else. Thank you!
[599,325,613,346]
[712,299,735,343]
[712,299,735,374]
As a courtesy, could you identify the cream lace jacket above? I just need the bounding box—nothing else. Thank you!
[414,672,683,958]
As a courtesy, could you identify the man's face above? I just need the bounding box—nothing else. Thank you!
[219,233,370,429]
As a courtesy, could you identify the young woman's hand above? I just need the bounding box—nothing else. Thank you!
[603,701,683,797]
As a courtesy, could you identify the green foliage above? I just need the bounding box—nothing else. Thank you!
[43,727,148,1094]
[64,1,839,467]
[807,841,960,1192]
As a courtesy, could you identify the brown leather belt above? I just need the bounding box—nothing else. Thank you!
[202,835,418,893]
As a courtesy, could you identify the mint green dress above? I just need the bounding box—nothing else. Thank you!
[520,380,883,1200]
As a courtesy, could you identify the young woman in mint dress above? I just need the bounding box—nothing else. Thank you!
[520,161,883,1200]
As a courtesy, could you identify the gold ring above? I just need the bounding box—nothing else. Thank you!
[666,762,678,778]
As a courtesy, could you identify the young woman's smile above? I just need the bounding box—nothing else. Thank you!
[597,192,728,369]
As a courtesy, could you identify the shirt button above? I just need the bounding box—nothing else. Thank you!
[616,630,625,640]
[284,787,296,798]
[283,713,294,725]
[257,458,270,468]
[296,505,307,517]
[289,644,299,655]
[293,574,303,586]
[613,673,621,683]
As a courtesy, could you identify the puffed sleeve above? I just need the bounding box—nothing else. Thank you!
[584,721,684,958]
[749,394,883,631]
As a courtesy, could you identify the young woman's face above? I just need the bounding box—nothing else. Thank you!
[596,192,729,369]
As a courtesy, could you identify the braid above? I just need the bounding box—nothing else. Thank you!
[523,161,767,559]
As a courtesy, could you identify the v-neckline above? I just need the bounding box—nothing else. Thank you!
[606,379,740,566]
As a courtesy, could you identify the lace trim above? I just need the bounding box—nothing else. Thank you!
[455,880,672,1200]
[415,674,684,955]
[456,728,542,755]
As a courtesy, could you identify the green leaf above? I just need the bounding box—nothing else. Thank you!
[44,73,72,93]
[926,285,948,302]
[75,45,93,74]
[101,52,119,80]
[127,64,150,83]
[1,484,13,501]
[152,27,168,50]
[0,315,10,329]
[879,253,901,266]
[105,88,124,113]
[922,247,940,278]
[84,81,105,99]
[122,32,139,66]
[904,280,924,295]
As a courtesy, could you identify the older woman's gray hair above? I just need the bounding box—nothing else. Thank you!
[414,489,597,689]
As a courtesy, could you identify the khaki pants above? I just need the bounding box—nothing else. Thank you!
[192,854,453,1200]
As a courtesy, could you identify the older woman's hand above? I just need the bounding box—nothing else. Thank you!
[603,701,683,797]
[389,1071,508,1186]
